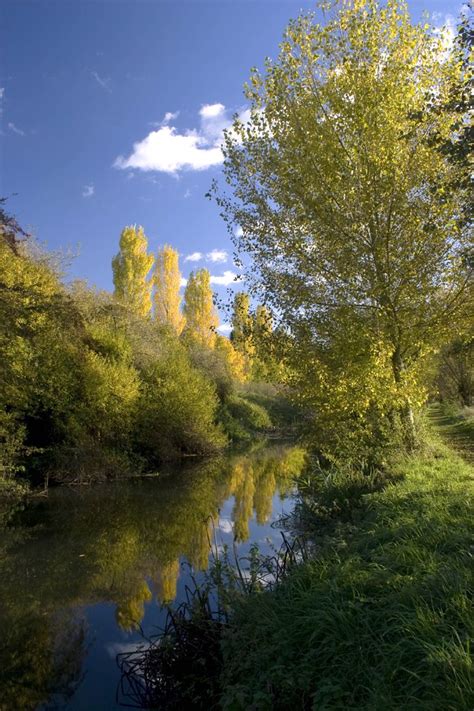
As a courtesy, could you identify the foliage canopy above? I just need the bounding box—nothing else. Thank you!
[216,0,473,460]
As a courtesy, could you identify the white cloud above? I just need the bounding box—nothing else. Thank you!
[206,249,228,263]
[163,110,179,124]
[217,323,232,335]
[114,126,223,173]
[199,103,230,144]
[217,517,234,533]
[200,103,225,119]
[237,108,251,125]
[115,103,251,175]
[180,277,188,288]
[183,189,191,199]
[82,184,94,198]
[8,122,25,136]
[234,226,243,238]
[150,111,180,128]
[91,70,111,92]
[210,270,242,286]
[184,251,203,262]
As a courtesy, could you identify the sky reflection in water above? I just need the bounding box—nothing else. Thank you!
[0,442,306,710]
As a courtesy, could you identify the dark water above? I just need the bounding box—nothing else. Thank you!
[0,442,306,710]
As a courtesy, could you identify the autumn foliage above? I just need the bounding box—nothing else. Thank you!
[0,210,278,482]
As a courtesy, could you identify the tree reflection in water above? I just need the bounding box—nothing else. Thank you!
[0,443,306,709]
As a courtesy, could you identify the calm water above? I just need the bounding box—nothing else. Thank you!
[0,442,305,710]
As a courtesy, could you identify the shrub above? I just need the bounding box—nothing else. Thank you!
[219,394,272,443]
[135,341,226,460]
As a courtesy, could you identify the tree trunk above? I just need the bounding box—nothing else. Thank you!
[392,346,416,452]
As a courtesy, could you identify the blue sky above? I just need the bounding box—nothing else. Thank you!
[0,0,458,325]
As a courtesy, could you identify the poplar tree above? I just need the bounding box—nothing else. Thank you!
[254,305,273,343]
[217,0,472,456]
[183,269,219,348]
[215,334,246,382]
[252,304,276,381]
[230,292,253,358]
[153,244,185,335]
[112,225,154,317]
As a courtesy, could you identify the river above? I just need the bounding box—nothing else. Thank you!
[0,441,306,710]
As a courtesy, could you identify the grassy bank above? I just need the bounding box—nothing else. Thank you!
[218,431,473,710]
[429,403,474,462]
[117,415,473,710]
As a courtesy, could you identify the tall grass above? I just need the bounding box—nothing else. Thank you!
[220,436,474,709]
[117,428,474,710]
[116,537,306,709]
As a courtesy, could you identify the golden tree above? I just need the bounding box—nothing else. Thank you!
[153,244,185,335]
[182,269,219,348]
[254,305,272,342]
[112,225,154,317]
[215,334,246,382]
[231,291,254,358]
[252,304,277,382]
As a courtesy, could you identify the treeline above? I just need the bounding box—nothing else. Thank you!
[0,206,285,486]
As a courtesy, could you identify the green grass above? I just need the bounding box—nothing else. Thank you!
[219,434,474,710]
[429,403,474,462]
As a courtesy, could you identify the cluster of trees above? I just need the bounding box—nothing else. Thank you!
[2,0,471,482]
[229,292,281,381]
[216,0,473,465]
[0,208,279,485]
[111,225,280,381]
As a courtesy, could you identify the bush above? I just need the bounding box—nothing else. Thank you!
[135,341,226,460]
[80,349,140,446]
[219,394,272,443]
[239,382,302,431]
[187,341,235,401]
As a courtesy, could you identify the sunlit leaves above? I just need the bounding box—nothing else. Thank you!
[183,269,219,348]
[153,244,186,335]
[112,225,154,318]
[217,0,472,459]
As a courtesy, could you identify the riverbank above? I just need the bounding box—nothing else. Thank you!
[217,420,474,709]
[129,413,474,709]
[0,382,300,521]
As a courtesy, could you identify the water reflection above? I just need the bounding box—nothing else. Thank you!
[0,443,306,709]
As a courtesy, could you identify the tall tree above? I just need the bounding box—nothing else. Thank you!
[182,269,219,348]
[252,304,277,381]
[112,225,154,318]
[216,0,472,456]
[230,292,253,358]
[153,244,185,335]
[254,305,273,342]
[215,334,246,382]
